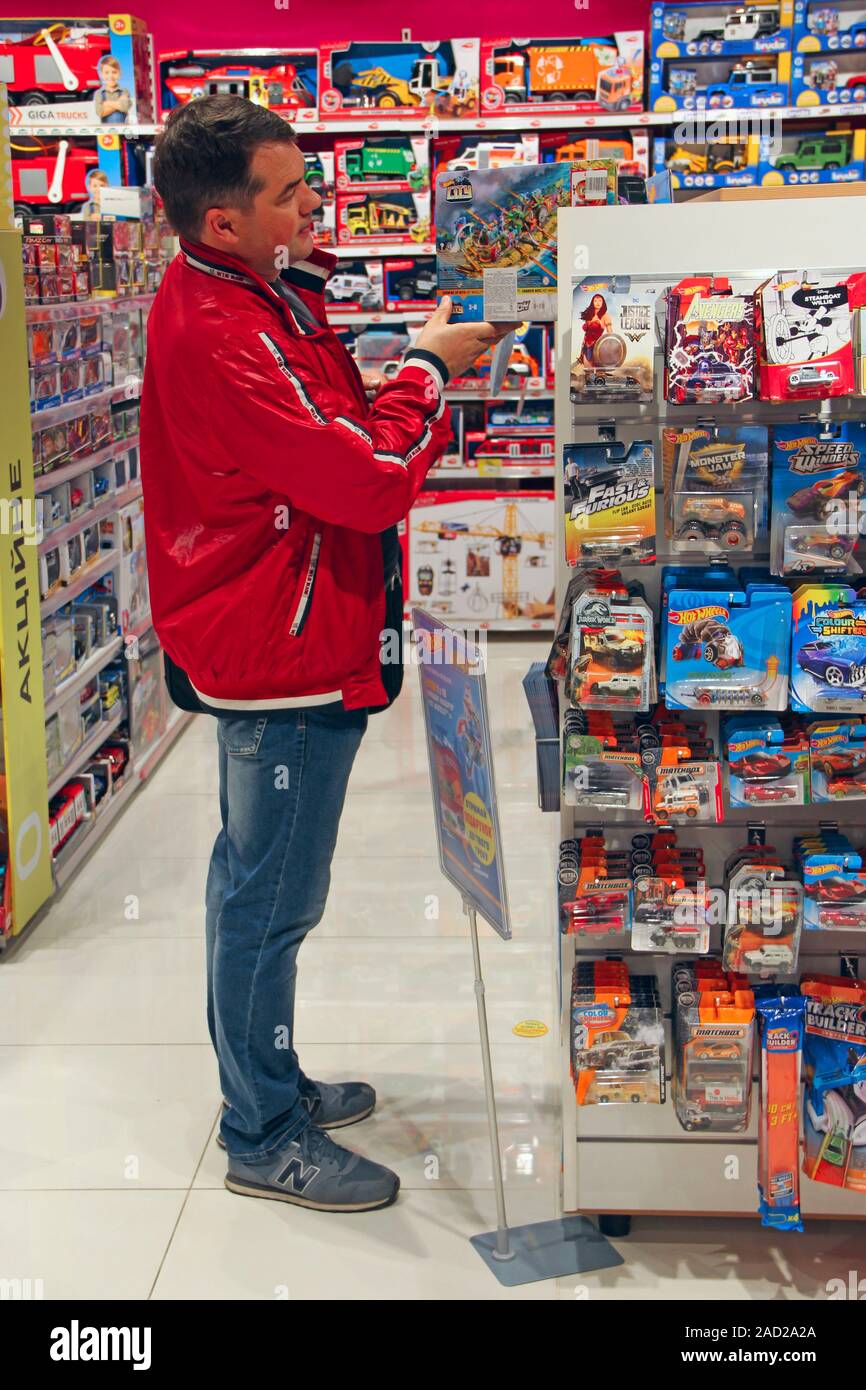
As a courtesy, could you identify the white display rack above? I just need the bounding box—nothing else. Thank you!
[332,241,434,259]
[554,196,866,1227]
[46,704,124,801]
[34,436,138,493]
[40,547,119,618]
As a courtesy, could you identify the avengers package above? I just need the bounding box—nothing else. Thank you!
[665,277,755,404]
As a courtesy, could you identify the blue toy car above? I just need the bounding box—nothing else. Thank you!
[797,639,866,689]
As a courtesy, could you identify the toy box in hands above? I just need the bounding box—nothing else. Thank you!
[480,33,644,115]
[759,125,866,184]
[651,51,790,108]
[570,276,657,404]
[801,973,866,1192]
[159,46,318,120]
[665,278,755,403]
[652,1,794,56]
[405,491,555,624]
[654,131,760,189]
[336,189,430,246]
[770,422,865,577]
[563,439,656,568]
[435,164,570,322]
[319,39,479,119]
[335,135,429,192]
[756,272,854,399]
[792,48,866,101]
[1,14,155,123]
[665,581,792,710]
[791,583,866,712]
[663,425,768,558]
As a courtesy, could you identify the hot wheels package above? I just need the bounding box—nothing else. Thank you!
[756,271,855,399]
[796,828,866,929]
[808,719,866,801]
[665,276,755,403]
[563,438,656,567]
[570,276,657,404]
[770,422,865,577]
[665,580,792,710]
[801,973,866,1193]
[724,713,810,807]
[791,582,866,712]
[756,986,807,1232]
[663,424,768,558]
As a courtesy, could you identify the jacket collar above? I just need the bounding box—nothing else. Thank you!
[179,238,337,333]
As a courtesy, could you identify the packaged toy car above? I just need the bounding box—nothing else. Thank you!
[792,48,866,101]
[724,861,804,976]
[759,125,866,185]
[571,961,665,1105]
[631,876,711,953]
[756,271,855,399]
[651,52,790,108]
[570,276,657,404]
[480,33,644,115]
[563,438,656,568]
[808,719,866,802]
[645,756,724,826]
[791,582,866,712]
[801,972,866,1192]
[770,422,865,576]
[655,132,760,190]
[665,580,791,710]
[756,986,807,1230]
[568,589,655,712]
[320,39,479,118]
[335,134,429,191]
[382,256,436,311]
[652,2,793,54]
[562,735,645,812]
[725,713,810,806]
[663,424,767,558]
[671,960,756,1134]
[797,828,866,929]
[665,279,755,403]
[793,0,866,44]
[449,324,548,392]
[435,164,571,322]
[322,260,384,314]
[159,45,317,119]
[336,189,430,246]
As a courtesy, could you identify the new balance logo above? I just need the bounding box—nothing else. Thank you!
[274,1155,320,1193]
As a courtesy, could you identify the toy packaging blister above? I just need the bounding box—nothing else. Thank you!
[319,39,479,118]
[645,754,724,825]
[808,719,866,802]
[724,863,804,977]
[663,425,767,558]
[796,828,866,929]
[480,33,645,115]
[570,961,665,1105]
[568,589,655,712]
[770,422,864,578]
[562,731,645,813]
[570,276,657,404]
[664,580,792,711]
[159,45,318,120]
[671,960,756,1133]
[724,714,810,807]
[801,973,866,1192]
[435,164,571,322]
[563,439,656,568]
[791,583,866,712]
[756,272,855,399]
[755,987,807,1231]
[631,877,711,953]
[665,278,755,403]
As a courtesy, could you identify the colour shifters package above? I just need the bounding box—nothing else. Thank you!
[755,987,807,1232]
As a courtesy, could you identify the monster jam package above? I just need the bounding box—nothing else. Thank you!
[663,424,768,560]
[723,862,804,978]
[664,580,792,711]
[791,583,866,713]
[671,961,756,1134]
[568,587,656,711]
[571,961,665,1105]
[570,275,657,404]
[665,276,755,404]
[756,271,855,401]
[770,422,865,579]
[755,986,807,1232]
[801,973,866,1193]
[563,438,656,568]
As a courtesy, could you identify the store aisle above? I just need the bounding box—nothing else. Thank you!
[0,637,859,1301]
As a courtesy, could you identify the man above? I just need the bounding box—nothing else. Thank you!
[141,96,509,1214]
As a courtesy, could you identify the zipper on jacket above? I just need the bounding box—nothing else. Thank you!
[289,530,322,637]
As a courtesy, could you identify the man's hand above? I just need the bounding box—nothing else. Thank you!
[415,295,519,381]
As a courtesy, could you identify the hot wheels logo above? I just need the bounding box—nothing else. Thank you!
[668,605,729,625]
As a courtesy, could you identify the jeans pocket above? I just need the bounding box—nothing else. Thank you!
[218,716,269,757]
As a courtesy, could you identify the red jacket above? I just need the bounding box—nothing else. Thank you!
[140,239,450,712]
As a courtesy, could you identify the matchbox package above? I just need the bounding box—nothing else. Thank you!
[665,277,755,404]
[756,271,855,400]
[570,961,665,1106]
[570,276,657,404]
[663,424,768,559]
[631,877,711,954]
[801,973,866,1194]
[479,33,645,116]
[664,579,792,712]
[671,961,756,1134]
[563,439,656,568]
[770,422,865,578]
[790,583,866,713]
[756,986,807,1232]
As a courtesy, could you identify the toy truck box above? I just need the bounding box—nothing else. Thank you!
[159,45,317,121]
[770,421,865,576]
[791,583,866,712]
[319,39,479,119]
[541,130,650,175]
[793,0,866,47]
[655,130,761,188]
[665,582,791,710]
[405,490,555,625]
[651,51,791,107]
[759,124,866,183]
[432,133,540,185]
[480,33,644,115]
[756,271,855,400]
[336,189,430,246]
[570,276,657,404]
[322,259,384,314]
[1,14,154,123]
[663,424,768,559]
[449,324,548,392]
[652,1,794,56]
[435,163,570,323]
[792,46,866,97]
[382,256,436,311]
[334,134,429,192]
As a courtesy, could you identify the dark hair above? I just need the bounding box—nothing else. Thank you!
[153,95,296,240]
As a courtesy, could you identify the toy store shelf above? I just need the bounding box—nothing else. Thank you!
[115,479,142,507]
[40,548,119,618]
[326,309,430,326]
[137,709,194,784]
[8,118,160,138]
[44,635,124,721]
[26,294,155,325]
[38,494,123,555]
[52,772,139,891]
[32,379,142,431]
[332,242,435,259]
[457,617,553,631]
[34,437,139,494]
[446,389,553,401]
[427,467,555,480]
[47,705,124,802]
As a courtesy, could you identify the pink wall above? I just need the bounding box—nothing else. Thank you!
[0,2,650,56]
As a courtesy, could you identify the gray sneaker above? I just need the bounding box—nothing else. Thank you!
[224,1125,399,1213]
[216,1080,375,1149]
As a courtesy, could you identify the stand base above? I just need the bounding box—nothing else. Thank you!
[470,1215,624,1287]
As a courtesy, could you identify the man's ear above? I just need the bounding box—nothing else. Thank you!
[202,206,240,248]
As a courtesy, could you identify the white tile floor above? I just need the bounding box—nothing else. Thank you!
[0,637,857,1299]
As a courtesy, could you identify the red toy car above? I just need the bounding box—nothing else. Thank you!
[12,141,98,219]
[819,907,866,929]
[814,751,866,778]
[805,875,866,902]
[734,751,792,780]
[742,782,797,803]
[0,23,108,107]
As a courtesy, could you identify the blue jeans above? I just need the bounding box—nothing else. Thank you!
[205,708,367,1160]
